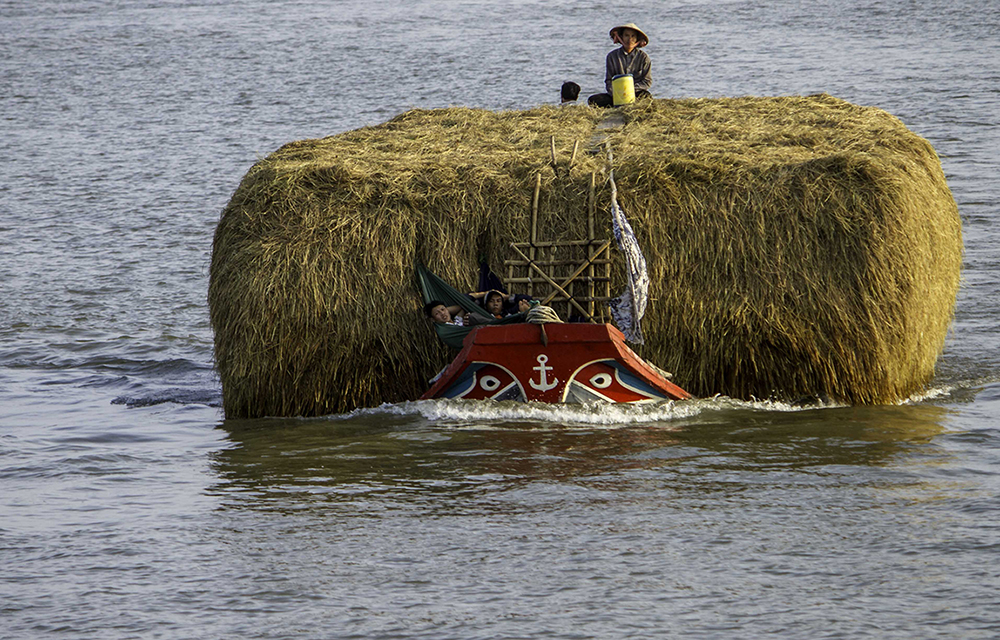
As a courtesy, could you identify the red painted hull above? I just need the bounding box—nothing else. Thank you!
[421,323,692,403]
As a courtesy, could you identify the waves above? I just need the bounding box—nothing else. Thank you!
[0,350,222,416]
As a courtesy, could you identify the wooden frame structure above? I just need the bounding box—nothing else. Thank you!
[504,170,613,323]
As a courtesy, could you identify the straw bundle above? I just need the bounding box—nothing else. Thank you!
[209,94,961,417]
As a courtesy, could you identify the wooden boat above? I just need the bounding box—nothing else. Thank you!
[421,322,691,403]
[421,161,692,404]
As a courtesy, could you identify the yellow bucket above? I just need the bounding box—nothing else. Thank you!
[612,74,635,106]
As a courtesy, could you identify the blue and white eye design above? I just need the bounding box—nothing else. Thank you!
[589,373,613,389]
[442,363,525,401]
[480,375,501,391]
[564,359,672,403]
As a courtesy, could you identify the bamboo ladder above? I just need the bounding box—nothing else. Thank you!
[504,138,613,322]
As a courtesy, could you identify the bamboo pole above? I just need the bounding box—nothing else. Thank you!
[504,275,611,284]
[510,239,596,248]
[510,243,592,320]
[529,172,540,298]
[587,172,596,320]
[505,257,613,267]
[541,240,613,307]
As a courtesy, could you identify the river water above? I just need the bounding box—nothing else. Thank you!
[2,1,999,638]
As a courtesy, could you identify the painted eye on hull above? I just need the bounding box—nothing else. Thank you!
[565,360,669,403]
[589,373,613,388]
[441,363,526,401]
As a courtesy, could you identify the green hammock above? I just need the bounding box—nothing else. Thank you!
[417,263,524,349]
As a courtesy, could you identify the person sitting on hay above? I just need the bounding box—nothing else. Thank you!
[561,81,581,104]
[588,23,652,108]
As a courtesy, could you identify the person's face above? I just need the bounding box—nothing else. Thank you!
[517,299,531,313]
[486,294,503,315]
[430,305,451,323]
[619,29,639,53]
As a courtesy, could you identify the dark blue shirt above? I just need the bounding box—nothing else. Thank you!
[605,47,652,94]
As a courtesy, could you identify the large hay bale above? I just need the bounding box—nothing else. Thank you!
[210,94,961,417]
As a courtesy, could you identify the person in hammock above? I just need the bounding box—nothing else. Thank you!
[425,299,498,327]
[424,300,468,326]
[470,290,539,318]
[468,289,506,319]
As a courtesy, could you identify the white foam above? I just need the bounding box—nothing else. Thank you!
[903,385,956,403]
[338,395,836,428]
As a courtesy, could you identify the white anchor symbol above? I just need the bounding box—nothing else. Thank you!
[529,354,559,391]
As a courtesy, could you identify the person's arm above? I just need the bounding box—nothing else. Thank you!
[633,50,652,91]
[605,50,619,93]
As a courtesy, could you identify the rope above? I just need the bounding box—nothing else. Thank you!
[526,305,563,324]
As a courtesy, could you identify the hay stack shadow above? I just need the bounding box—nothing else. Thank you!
[209,95,961,418]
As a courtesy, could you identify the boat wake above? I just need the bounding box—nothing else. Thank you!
[331,377,976,428]
[335,396,828,429]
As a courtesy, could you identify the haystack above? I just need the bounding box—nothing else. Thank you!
[209,94,961,417]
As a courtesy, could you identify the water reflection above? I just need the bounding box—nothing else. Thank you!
[673,402,951,461]
[208,400,952,514]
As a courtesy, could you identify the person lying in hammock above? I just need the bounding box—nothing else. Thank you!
[511,294,535,315]
[469,290,538,318]
[424,300,469,326]
[419,264,546,349]
[425,299,503,327]
[468,290,505,319]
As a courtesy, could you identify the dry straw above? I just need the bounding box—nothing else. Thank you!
[209,94,961,417]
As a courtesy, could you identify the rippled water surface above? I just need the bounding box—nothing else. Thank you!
[2,1,999,638]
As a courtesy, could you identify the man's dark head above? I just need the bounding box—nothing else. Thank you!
[561,81,581,102]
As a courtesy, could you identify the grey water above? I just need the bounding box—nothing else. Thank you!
[2,0,999,638]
